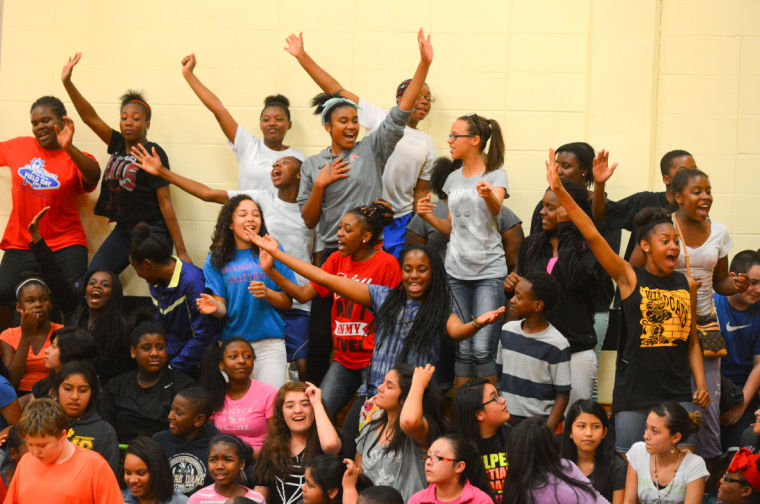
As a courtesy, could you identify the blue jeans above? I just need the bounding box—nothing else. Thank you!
[448,275,506,378]
[90,221,172,275]
[320,361,366,417]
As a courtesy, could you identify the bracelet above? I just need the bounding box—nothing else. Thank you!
[471,319,482,330]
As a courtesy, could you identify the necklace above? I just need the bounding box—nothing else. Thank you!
[653,449,684,503]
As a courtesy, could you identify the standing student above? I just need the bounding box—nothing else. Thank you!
[451,380,512,504]
[131,146,312,380]
[180,53,304,191]
[0,96,99,332]
[123,436,189,504]
[5,399,123,504]
[197,195,295,388]
[561,400,626,504]
[504,180,599,404]
[129,223,220,375]
[198,338,276,453]
[417,113,508,386]
[61,53,189,272]
[285,31,437,257]
[544,149,710,454]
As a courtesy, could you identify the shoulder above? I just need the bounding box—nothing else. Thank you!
[250,379,278,397]
[544,324,571,348]
[626,441,648,464]
[0,327,21,345]
[375,250,401,266]
[167,369,195,389]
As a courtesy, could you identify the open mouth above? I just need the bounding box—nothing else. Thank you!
[244,225,257,234]
[406,281,423,294]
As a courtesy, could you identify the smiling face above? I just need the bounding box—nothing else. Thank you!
[336,212,369,256]
[260,105,291,144]
[675,175,712,222]
[570,412,607,455]
[508,278,540,319]
[25,433,67,464]
[375,370,403,411]
[540,189,560,233]
[56,373,92,419]
[270,156,301,189]
[229,199,262,246]
[208,442,244,487]
[476,383,510,428]
[31,105,63,149]
[44,336,61,371]
[401,249,432,301]
[120,103,150,143]
[643,411,680,455]
[325,105,359,151]
[738,265,760,306]
[641,223,681,275]
[124,453,153,500]
[16,284,52,323]
[282,391,315,435]
[130,333,167,374]
[85,271,113,311]
[220,341,254,383]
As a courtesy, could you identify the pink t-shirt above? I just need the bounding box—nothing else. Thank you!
[212,379,276,449]
[408,481,494,504]
[186,484,264,504]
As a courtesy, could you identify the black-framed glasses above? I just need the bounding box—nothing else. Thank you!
[448,133,475,141]
[482,396,500,407]
[421,453,458,463]
[722,473,751,485]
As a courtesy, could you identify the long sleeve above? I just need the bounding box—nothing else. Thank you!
[169,279,220,373]
[365,106,411,172]
[554,223,598,291]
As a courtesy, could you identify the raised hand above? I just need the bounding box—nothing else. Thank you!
[417,28,433,65]
[545,148,562,192]
[476,180,493,200]
[196,293,220,316]
[416,193,436,215]
[283,32,305,58]
[131,144,164,176]
[476,306,506,326]
[342,458,360,489]
[54,117,75,150]
[503,272,522,293]
[249,233,280,256]
[730,271,750,293]
[248,281,268,299]
[315,158,350,189]
[304,381,322,405]
[61,52,81,82]
[258,248,274,272]
[27,206,50,243]
[592,149,618,184]
[180,53,197,75]
[411,363,436,390]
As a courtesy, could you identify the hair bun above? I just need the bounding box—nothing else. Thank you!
[264,94,290,108]
[689,411,702,431]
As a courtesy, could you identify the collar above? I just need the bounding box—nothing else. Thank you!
[154,256,183,289]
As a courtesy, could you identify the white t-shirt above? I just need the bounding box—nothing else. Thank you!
[229,125,305,191]
[358,98,436,218]
[673,218,733,316]
[228,189,315,312]
[626,441,709,504]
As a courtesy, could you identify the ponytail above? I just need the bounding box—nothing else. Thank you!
[198,337,254,412]
[459,114,505,172]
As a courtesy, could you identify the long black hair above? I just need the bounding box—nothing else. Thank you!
[51,361,101,413]
[125,437,174,501]
[367,245,452,363]
[503,417,598,504]
[198,338,254,412]
[304,454,346,504]
[560,400,618,500]
[451,379,509,448]
[209,194,268,269]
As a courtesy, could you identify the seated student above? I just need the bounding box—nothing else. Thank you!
[452,379,511,503]
[51,361,118,474]
[560,400,625,504]
[0,370,20,434]
[129,223,221,376]
[252,381,347,504]
[502,416,606,504]
[0,427,26,502]
[300,454,350,504]
[32,326,96,399]
[0,274,61,393]
[199,338,276,454]
[5,398,122,503]
[408,434,493,504]
[498,271,570,430]
[188,434,264,504]
[153,386,220,497]
[624,402,708,504]
[99,313,194,443]
[716,250,760,450]
[344,486,404,504]
[123,436,189,504]
[717,447,760,504]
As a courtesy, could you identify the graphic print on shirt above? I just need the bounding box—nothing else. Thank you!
[482,451,507,504]
[168,453,206,494]
[18,158,61,190]
[101,155,139,213]
[333,273,373,354]
[67,429,94,450]
[448,188,491,265]
[638,286,690,347]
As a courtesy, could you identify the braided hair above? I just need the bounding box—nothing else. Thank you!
[347,199,394,246]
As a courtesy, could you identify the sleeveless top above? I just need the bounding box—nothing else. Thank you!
[613,267,692,412]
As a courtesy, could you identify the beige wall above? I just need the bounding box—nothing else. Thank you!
[0,0,757,295]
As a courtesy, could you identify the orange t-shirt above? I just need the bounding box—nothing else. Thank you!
[0,323,61,391]
[4,445,122,504]
[0,137,96,251]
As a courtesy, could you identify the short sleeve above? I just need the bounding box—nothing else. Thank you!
[418,135,437,181]
[263,384,277,420]
[107,129,126,155]
[611,455,627,491]
[488,169,509,193]
[682,453,710,483]
[203,255,225,297]
[550,341,572,391]
[358,98,388,132]
[0,139,10,166]
[311,253,338,298]
[406,214,428,237]
[0,376,16,408]
[230,125,261,160]
[145,143,171,189]
[498,206,522,233]
[368,284,391,314]
[442,172,456,200]
[355,422,373,454]
[716,223,733,258]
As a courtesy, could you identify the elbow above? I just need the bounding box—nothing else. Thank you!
[398,415,421,434]
[321,440,341,455]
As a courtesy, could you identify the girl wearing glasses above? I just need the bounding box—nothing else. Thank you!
[417,114,508,387]
[409,434,493,504]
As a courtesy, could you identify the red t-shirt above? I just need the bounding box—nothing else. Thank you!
[311,250,401,369]
[0,137,96,251]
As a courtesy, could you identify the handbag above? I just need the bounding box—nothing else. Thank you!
[672,215,727,358]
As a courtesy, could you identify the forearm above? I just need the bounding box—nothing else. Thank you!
[7,344,31,388]
[64,144,100,186]
[300,185,325,229]
[421,213,451,235]
[483,190,502,216]
[62,80,100,127]
[592,182,607,221]
[398,59,431,111]
[399,384,427,439]
[742,362,760,405]
[161,167,228,204]
[182,70,237,142]
[294,50,354,100]
[314,403,341,453]
[264,290,292,310]
[157,191,188,256]
[266,267,315,304]
[447,314,480,341]
[412,179,430,212]
[546,391,569,431]
[688,334,707,390]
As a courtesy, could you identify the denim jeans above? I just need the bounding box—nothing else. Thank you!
[693,356,722,458]
[614,401,696,453]
[89,221,172,275]
[320,360,366,417]
[448,275,506,378]
[0,245,87,305]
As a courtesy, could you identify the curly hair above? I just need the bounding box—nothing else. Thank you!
[31,96,67,118]
[208,194,268,270]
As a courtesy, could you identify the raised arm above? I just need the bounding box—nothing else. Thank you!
[180,53,238,143]
[399,364,433,444]
[590,150,617,222]
[61,53,113,145]
[132,144,228,204]
[305,382,342,454]
[546,149,637,298]
[250,232,371,307]
[155,186,192,264]
[397,29,433,112]
[447,307,505,341]
[284,32,360,104]
[55,117,101,187]
[417,194,452,235]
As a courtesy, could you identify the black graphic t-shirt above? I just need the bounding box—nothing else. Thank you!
[153,423,219,496]
[476,427,511,504]
[614,267,692,412]
[94,130,169,224]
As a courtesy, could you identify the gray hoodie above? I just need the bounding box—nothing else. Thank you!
[298,105,412,249]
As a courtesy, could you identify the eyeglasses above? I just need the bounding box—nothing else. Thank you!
[482,396,500,407]
[448,134,475,141]
[418,95,436,103]
[421,453,458,464]
[722,474,751,485]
